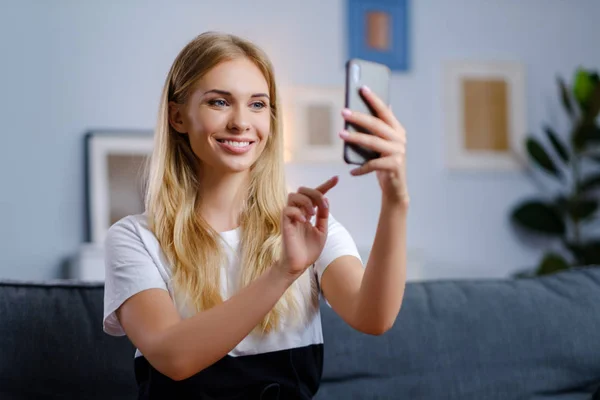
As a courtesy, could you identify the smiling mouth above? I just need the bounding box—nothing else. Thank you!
[215,138,256,154]
[216,139,256,147]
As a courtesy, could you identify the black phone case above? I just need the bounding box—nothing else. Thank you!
[343,59,391,165]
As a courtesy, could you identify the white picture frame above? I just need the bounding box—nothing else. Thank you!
[85,131,154,243]
[283,86,346,163]
[443,61,527,170]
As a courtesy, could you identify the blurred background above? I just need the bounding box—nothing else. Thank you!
[0,0,599,283]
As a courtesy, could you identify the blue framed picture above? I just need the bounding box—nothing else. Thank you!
[347,0,410,71]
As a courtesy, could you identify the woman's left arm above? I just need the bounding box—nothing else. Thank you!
[321,85,409,335]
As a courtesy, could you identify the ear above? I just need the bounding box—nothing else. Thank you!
[168,101,187,134]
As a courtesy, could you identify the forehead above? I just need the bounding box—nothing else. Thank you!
[196,58,269,95]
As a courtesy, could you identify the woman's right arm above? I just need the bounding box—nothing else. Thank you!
[114,177,337,382]
[116,262,295,382]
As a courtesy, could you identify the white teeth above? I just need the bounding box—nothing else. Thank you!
[223,140,250,147]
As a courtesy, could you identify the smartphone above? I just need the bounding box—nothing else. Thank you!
[343,58,391,165]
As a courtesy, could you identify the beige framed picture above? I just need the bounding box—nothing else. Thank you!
[85,131,154,243]
[282,86,346,163]
[443,61,527,170]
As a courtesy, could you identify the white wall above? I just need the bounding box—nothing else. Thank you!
[1,0,598,280]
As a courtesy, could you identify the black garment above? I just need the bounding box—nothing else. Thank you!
[134,344,323,399]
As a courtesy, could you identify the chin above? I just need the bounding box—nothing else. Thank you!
[224,163,253,173]
[221,147,266,173]
[218,156,257,174]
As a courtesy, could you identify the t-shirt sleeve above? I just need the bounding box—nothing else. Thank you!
[103,217,168,337]
[313,213,363,289]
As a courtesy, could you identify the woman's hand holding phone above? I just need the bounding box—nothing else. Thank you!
[339,86,409,206]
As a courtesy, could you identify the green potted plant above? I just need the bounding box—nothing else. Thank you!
[511,67,600,277]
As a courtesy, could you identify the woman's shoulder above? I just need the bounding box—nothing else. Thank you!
[103,212,171,274]
[105,212,155,248]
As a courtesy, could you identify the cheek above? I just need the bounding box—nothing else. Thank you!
[256,115,272,141]
[192,110,226,136]
[185,112,220,159]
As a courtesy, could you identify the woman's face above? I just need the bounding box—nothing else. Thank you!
[169,57,272,174]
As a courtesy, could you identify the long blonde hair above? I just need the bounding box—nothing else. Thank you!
[144,32,315,334]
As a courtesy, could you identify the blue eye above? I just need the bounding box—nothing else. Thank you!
[208,99,228,107]
[251,101,266,110]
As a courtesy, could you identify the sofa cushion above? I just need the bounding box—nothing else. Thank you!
[318,266,600,399]
[0,280,137,400]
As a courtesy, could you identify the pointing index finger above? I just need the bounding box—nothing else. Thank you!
[316,176,339,195]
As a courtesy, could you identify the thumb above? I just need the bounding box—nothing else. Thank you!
[314,197,330,234]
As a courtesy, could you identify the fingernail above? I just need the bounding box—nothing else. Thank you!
[361,85,371,93]
[300,215,307,223]
[324,198,329,209]
[341,108,352,117]
[338,130,350,138]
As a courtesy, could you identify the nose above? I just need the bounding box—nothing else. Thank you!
[227,105,251,133]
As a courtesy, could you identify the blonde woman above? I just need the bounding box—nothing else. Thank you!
[103,31,409,399]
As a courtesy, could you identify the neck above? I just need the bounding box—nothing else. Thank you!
[197,167,251,232]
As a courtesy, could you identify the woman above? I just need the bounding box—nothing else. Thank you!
[103,31,409,399]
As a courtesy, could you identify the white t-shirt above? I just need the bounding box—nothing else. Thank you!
[102,212,362,359]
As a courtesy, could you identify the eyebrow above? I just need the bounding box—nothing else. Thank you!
[203,89,270,99]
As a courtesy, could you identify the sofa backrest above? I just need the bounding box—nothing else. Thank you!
[318,266,600,399]
[0,280,137,400]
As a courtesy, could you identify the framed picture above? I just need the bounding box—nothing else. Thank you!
[443,61,527,170]
[283,86,346,163]
[346,0,410,71]
[85,130,154,243]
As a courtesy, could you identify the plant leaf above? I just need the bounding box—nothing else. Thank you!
[572,123,600,150]
[535,252,570,275]
[544,126,570,162]
[579,173,600,193]
[553,195,569,213]
[568,199,598,220]
[511,201,566,235]
[583,83,600,124]
[558,76,575,118]
[565,240,600,265]
[574,69,595,111]
[566,243,586,265]
[526,138,561,178]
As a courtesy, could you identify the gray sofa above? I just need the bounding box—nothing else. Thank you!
[1,267,600,399]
